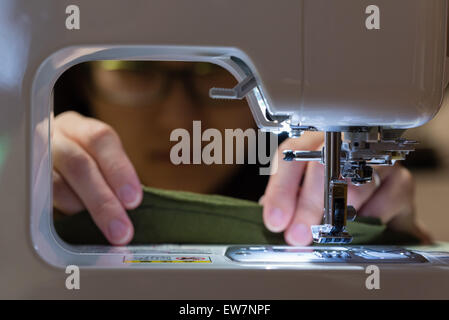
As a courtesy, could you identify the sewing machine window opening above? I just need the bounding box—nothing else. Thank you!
[52,60,254,247]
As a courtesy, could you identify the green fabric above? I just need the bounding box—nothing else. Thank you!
[54,186,420,245]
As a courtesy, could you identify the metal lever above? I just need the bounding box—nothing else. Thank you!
[283,150,323,162]
[209,74,257,100]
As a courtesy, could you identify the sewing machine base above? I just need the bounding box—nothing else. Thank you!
[59,243,448,268]
[2,242,449,298]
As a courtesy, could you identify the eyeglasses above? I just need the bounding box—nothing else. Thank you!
[88,60,244,108]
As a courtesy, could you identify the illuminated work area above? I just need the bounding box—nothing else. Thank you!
[0,0,449,299]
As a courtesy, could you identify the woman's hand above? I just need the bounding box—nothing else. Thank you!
[262,132,432,245]
[52,111,143,245]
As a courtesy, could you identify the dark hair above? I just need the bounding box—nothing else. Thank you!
[53,62,92,117]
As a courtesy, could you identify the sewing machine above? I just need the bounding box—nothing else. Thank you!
[1,0,449,299]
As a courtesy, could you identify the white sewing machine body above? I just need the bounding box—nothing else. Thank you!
[0,0,449,298]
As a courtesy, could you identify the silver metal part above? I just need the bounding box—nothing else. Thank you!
[288,128,303,138]
[311,225,353,244]
[282,127,417,244]
[225,246,429,264]
[209,74,257,100]
[324,132,342,225]
[283,128,416,172]
[283,150,322,161]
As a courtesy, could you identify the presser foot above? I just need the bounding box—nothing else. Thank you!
[311,224,353,244]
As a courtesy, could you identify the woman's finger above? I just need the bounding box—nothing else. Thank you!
[358,166,414,224]
[262,132,323,232]
[357,165,432,243]
[347,165,397,211]
[55,111,142,210]
[52,169,85,215]
[52,131,134,245]
[284,159,324,245]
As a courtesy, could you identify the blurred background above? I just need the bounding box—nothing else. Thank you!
[405,87,449,242]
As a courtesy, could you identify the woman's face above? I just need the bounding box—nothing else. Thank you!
[87,61,256,193]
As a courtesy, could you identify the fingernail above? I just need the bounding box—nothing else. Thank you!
[287,223,311,245]
[108,219,130,244]
[268,208,285,227]
[117,184,139,207]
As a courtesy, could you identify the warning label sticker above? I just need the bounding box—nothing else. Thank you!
[123,255,212,264]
